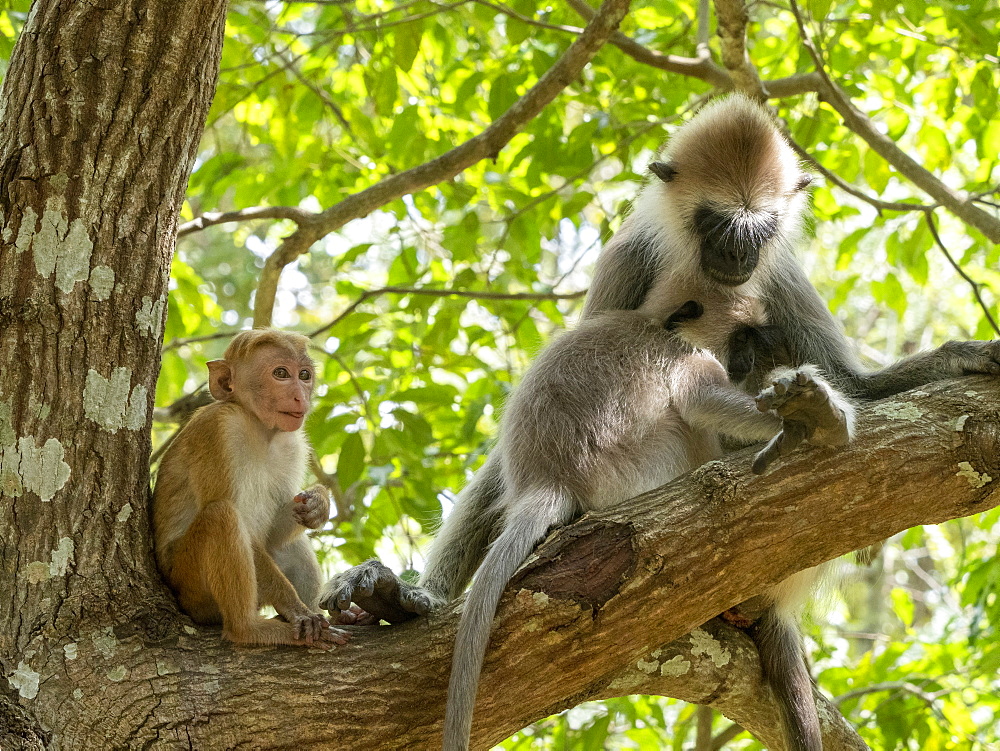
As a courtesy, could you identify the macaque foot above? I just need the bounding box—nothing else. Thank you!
[937,339,1000,376]
[293,485,331,530]
[319,559,442,624]
[752,366,855,474]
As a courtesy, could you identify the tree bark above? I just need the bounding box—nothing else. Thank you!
[0,0,227,745]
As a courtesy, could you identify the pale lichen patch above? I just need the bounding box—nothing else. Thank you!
[532,592,550,607]
[84,368,148,432]
[32,197,94,294]
[73,688,83,700]
[9,661,40,699]
[659,655,691,677]
[957,461,992,489]
[135,295,166,337]
[25,537,74,583]
[91,627,118,659]
[156,658,180,677]
[14,205,38,254]
[64,643,78,660]
[0,400,14,445]
[1,436,72,501]
[955,415,969,432]
[89,266,115,301]
[107,665,128,682]
[183,626,197,636]
[871,402,923,422]
[116,503,133,523]
[636,658,659,675]
[689,628,731,667]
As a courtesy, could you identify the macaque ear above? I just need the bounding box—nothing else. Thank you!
[207,360,235,401]
[649,161,678,183]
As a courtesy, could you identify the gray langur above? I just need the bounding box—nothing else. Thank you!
[321,95,1000,750]
[433,276,853,751]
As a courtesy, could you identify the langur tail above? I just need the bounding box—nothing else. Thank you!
[441,488,574,751]
[750,606,822,751]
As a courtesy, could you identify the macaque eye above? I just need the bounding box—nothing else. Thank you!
[273,367,291,379]
[794,174,813,191]
[299,369,312,381]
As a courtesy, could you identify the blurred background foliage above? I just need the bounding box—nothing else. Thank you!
[4,0,999,746]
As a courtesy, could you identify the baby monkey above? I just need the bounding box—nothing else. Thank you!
[153,329,347,648]
[434,285,853,750]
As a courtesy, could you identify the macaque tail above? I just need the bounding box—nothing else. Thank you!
[441,489,574,751]
[750,607,822,751]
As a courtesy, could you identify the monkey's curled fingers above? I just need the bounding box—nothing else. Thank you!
[332,604,380,627]
[290,612,349,648]
[319,559,441,624]
[752,367,854,474]
[937,339,1000,376]
[293,487,331,530]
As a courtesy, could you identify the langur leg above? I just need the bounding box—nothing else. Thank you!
[273,534,322,609]
[319,452,505,623]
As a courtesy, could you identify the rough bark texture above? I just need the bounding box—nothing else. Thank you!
[0,0,227,746]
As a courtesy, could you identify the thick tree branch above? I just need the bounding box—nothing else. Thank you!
[713,0,765,97]
[48,378,999,748]
[251,0,632,327]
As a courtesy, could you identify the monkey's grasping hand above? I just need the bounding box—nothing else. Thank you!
[752,366,854,475]
[319,559,442,624]
[293,486,331,530]
[935,339,1000,376]
[288,612,350,649]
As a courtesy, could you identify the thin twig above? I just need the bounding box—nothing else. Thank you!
[923,210,1000,337]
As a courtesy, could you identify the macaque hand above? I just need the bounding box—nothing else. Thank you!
[752,366,854,475]
[936,339,1000,376]
[293,486,330,530]
[319,559,443,624]
[289,611,350,649]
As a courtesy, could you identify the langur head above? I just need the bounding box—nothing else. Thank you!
[642,94,813,287]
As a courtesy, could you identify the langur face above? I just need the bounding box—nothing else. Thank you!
[692,203,779,286]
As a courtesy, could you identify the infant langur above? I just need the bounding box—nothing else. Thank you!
[153,329,347,648]
[438,287,854,751]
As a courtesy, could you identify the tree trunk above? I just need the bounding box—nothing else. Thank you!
[0,0,227,745]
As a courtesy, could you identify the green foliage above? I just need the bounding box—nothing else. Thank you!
[64,0,1000,745]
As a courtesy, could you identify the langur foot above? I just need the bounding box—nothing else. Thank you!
[752,366,854,474]
[938,340,1000,376]
[319,559,441,624]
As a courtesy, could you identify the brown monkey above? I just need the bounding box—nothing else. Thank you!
[153,329,347,648]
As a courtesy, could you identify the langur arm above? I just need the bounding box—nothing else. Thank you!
[581,230,661,318]
[851,340,1000,399]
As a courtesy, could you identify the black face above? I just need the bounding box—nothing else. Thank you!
[693,204,779,286]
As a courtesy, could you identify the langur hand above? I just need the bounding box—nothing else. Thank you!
[751,366,854,474]
[936,340,1000,376]
[293,486,331,530]
[319,559,442,624]
[331,604,380,627]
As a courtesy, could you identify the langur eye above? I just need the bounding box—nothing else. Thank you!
[794,174,813,191]
[649,161,678,183]
[273,367,290,378]
[299,369,312,381]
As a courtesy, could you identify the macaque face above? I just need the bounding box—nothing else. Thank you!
[241,345,315,432]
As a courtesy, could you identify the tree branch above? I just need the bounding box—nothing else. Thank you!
[251,0,633,328]
[91,377,1000,748]
[713,0,765,98]
[787,0,1000,244]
